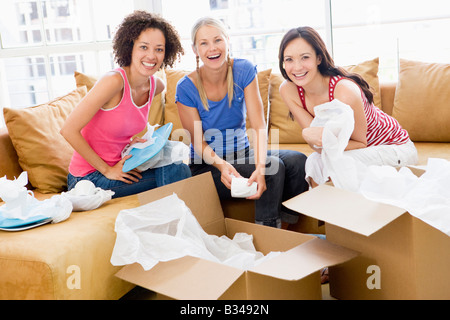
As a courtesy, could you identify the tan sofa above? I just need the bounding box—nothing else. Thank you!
[1,57,449,299]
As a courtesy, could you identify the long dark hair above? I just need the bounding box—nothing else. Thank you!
[278,27,374,104]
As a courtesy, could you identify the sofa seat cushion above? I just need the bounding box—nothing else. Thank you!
[270,142,450,166]
[0,194,140,300]
[414,142,450,165]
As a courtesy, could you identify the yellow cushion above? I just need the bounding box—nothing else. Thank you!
[392,59,450,142]
[268,58,381,144]
[246,68,271,146]
[268,73,305,144]
[164,69,191,143]
[74,70,165,136]
[3,86,87,193]
[344,57,382,110]
[74,71,97,91]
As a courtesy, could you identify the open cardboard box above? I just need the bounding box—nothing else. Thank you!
[115,173,358,300]
[283,183,450,300]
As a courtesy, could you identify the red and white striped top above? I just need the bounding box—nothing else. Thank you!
[297,75,410,146]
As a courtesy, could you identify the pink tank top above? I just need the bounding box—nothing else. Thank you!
[69,68,156,176]
[297,76,409,146]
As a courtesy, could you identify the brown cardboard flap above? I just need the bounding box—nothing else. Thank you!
[115,256,244,300]
[283,185,407,237]
[249,238,358,281]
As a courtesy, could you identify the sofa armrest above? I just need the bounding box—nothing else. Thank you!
[0,127,23,180]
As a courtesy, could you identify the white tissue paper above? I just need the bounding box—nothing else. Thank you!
[61,180,114,212]
[0,172,73,224]
[305,99,367,192]
[308,99,450,236]
[121,123,159,158]
[231,177,257,198]
[110,193,280,271]
[135,140,190,171]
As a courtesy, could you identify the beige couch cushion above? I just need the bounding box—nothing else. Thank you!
[268,57,381,144]
[3,87,87,193]
[268,73,306,144]
[345,57,382,110]
[164,69,191,143]
[392,59,450,142]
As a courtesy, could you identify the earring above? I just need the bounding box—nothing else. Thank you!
[282,62,286,69]
[196,56,200,71]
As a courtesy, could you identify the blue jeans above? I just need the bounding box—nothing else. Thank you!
[67,163,191,199]
[190,148,309,227]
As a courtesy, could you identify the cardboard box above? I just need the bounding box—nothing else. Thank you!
[283,184,450,300]
[115,173,357,300]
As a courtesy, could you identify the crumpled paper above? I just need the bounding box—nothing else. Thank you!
[135,140,189,171]
[307,99,450,236]
[110,193,280,271]
[231,177,257,198]
[121,123,159,158]
[305,99,367,192]
[0,172,73,223]
[61,180,114,212]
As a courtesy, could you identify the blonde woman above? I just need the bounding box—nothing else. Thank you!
[176,17,309,228]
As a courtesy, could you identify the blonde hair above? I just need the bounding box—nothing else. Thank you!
[191,17,234,111]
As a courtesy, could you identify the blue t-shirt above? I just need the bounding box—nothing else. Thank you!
[175,58,257,161]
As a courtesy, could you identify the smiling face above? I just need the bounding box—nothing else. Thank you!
[282,37,322,87]
[193,25,229,69]
[130,28,166,77]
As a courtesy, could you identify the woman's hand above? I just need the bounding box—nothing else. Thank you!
[218,161,242,190]
[130,137,147,145]
[302,127,324,153]
[103,155,143,184]
[246,166,267,200]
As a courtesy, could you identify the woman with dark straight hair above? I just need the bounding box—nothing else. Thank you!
[278,26,418,186]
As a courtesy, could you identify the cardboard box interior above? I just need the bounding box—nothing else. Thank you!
[115,173,358,300]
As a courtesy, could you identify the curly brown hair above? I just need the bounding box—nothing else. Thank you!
[113,11,184,68]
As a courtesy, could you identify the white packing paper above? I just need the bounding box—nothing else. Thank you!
[61,180,115,212]
[231,177,257,198]
[0,172,73,223]
[135,140,190,171]
[110,193,280,271]
[121,123,159,158]
[307,100,450,236]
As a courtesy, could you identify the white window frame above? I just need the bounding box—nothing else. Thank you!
[0,0,157,116]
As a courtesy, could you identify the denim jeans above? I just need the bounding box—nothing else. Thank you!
[190,148,309,227]
[67,163,191,199]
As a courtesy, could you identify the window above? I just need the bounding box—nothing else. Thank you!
[0,0,136,126]
[161,0,327,72]
[1,0,449,127]
[331,0,450,81]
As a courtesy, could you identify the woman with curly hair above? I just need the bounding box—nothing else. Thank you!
[61,11,191,198]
